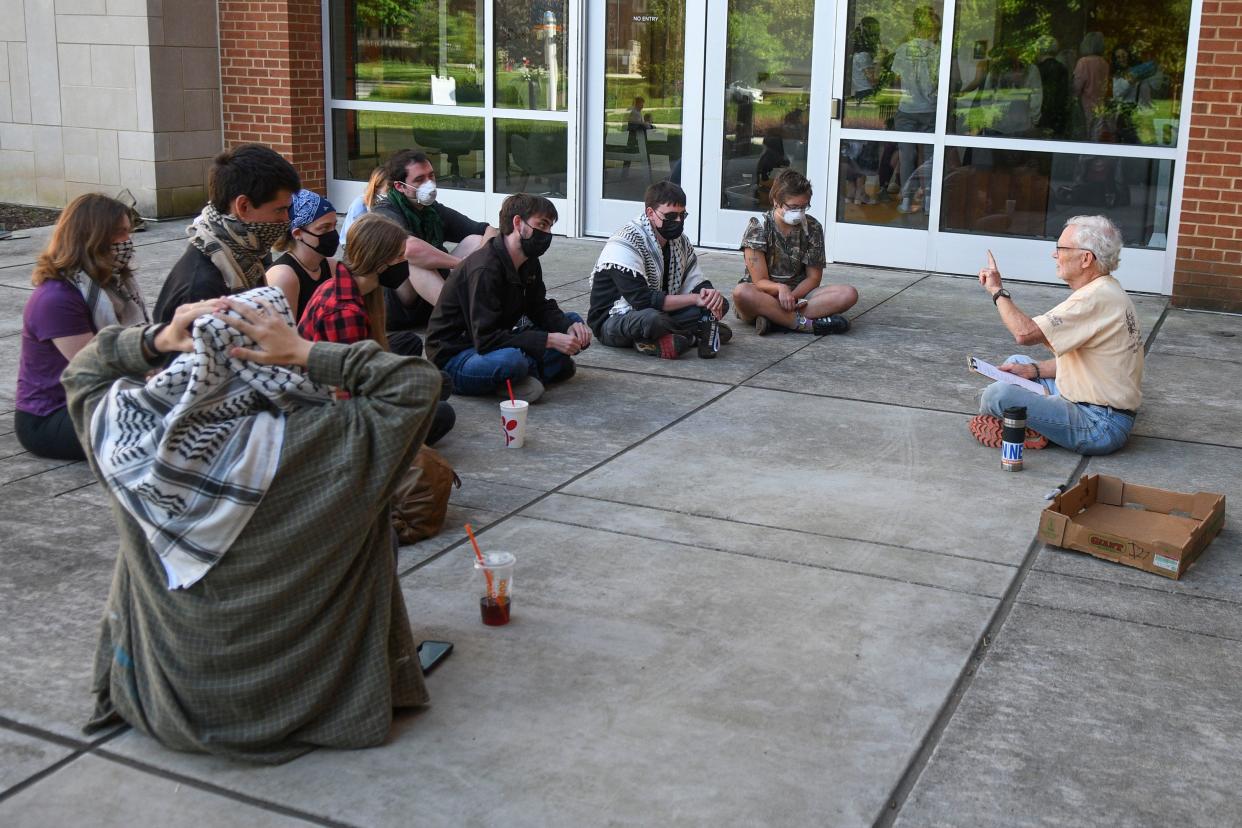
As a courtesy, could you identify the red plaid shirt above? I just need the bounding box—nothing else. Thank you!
[299,262,373,345]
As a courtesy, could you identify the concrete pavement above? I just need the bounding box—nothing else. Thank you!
[2,220,1240,826]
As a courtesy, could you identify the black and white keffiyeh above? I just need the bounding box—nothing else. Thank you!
[89,286,331,589]
[589,213,707,317]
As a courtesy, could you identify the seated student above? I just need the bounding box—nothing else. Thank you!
[588,181,731,359]
[15,194,147,461]
[426,193,588,402]
[339,165,386,244]
[370,149,499,336]
[970,215,1142,455]
[154,144,300,322]
[265,189,337,321]
[65,287,439,763]
[300,213,455,446]
[732,169,858,336]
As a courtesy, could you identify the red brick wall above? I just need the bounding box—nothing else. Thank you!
[1174,0,1242,311]
[218,0,326,193]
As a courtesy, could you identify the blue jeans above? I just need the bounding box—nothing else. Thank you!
[979,354,1135,455]
[443,313,581,396]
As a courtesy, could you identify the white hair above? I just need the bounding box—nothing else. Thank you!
[1066,215,1122,275]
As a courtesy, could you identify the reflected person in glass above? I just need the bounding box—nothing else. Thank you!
[732,169,857,336]
[891,6,940,215]
[970,216,1143,456]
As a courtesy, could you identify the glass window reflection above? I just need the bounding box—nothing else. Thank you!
[836,140,932,229]
[947,0,1188,146]
[495,119,569,196]
[495,0,569,111]
[718,0,814,212]
[939,146,1174,247]
[330,0,485,106]
[601,0,686,202]
[332,110,485,191]
[842,1,944,133]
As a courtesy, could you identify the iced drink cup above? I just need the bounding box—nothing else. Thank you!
[475,551,515,626]
[500,400,529,448]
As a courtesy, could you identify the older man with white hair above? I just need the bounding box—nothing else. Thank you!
[969,215,1143,455]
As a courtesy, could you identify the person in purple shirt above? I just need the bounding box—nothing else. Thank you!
[16,194,147,460]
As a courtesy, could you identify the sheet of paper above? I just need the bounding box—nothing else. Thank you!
[968,356,1050,396]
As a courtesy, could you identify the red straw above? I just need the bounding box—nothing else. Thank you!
[464,523,496,601]
[506,379,516,406]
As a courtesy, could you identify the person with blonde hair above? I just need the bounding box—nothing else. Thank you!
[339,165,388,244]
[15,193,147,460]
[732,169,857,335]
[971,215,1142,455]
[300,213,455,444]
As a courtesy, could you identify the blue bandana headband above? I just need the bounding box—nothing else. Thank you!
[290,189,336,230]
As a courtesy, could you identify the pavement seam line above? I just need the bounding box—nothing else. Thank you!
[1011,599,1242,644]
[1027,564,1242,609]
[874,452,1093,826]
[546,490,1019,569]
[0,722,127,805]
[90,748,359,828]
[399,382,736,577]
[518,511,1003,601]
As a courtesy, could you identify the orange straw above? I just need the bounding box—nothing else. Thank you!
[506,379,516,406]
[464,523,497,601]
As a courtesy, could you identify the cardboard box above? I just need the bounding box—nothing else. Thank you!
[1038,474,1226,580]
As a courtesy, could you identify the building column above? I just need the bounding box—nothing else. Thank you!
[1173,0,1242,312]
[217,0,326,193]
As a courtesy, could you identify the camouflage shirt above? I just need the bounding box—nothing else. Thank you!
[739,212,826,287]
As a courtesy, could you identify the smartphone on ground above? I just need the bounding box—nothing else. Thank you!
[417,640,453,673]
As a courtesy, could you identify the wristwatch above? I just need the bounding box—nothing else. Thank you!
[991,288,1011,305]
[141,322,168,361]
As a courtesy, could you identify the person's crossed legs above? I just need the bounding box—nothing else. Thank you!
[443,312,582,397]
[977,354,1134,455]
[598,305,703,349]
[732,282,857,332]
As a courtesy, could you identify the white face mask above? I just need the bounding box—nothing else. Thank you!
[415,180,438,206]
[782,208,805,225]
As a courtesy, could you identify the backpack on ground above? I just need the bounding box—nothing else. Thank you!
[391,446,460,545]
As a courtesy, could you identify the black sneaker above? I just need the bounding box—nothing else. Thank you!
[754,316,772,336]
[812,314,850,335]
[717,322,733,344]
[697,317,721,359]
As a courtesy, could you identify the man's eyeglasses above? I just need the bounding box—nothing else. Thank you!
[1055,245,1093,255]
[656,210,689,222]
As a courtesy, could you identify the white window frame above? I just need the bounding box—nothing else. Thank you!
[321,0,583,235]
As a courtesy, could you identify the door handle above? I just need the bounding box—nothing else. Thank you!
[830,98,842,120]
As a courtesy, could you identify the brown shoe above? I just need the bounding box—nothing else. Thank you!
[968,414,1049,450]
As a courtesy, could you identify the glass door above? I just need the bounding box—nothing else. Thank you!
[695,0,830,248]
[823,0,1194,291]
[583,0,707,241]
[826,0,944,271]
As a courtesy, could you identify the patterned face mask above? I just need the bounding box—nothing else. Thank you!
[110,239,136,272]
[247,220,292,251]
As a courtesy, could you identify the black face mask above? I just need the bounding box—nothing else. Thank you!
[519,222,553,259]
[378,261,410,290]
[299,228,340,257]
[655,215,685,241]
